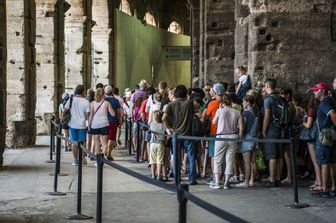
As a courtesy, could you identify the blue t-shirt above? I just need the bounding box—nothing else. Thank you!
[105,97,121,123]
[317,96,336,130]
[242,108,257,136]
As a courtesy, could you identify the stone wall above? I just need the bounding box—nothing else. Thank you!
[64,0,84,92]
[196,0,235,86]
[0,1,7,166]
[190,0,200,87]
[35,0,56,135]
[91,0,110,87]
[235,0,336,92]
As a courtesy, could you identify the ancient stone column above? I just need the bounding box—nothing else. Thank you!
[6,0,36,148]
[64,0,84,91]
[82,0,93,90]
[204,0,235,84]
[91,0,110,87]
[35,0,57,135]
[237,0,336,92]
[0,0,7,166]
[190,0,201,87]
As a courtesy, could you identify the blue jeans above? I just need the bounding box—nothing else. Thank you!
[174,139,196,182]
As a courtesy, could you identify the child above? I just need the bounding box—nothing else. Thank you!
[237,95,258,188]
[149,110,166,180]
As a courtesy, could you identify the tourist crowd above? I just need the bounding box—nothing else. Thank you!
[59,68,336,198]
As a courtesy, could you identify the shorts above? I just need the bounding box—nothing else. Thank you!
[316,140,336,165]
[263,129,283,160]
[70,128,87,142]
[145,131,152,142]
[108,122,118,141]
[90,126,109,135]
[132,123,139,138]
[61,122,69,130]
[241,135,256,153]
[150,143,165,164]
[208,141,215,157]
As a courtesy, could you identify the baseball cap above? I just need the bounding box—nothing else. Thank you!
[309,82,330,92]
[62,92,69,100]
[212,83,225,96]
[104,85,113,95]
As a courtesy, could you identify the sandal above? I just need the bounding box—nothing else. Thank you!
[281,179,292,185]
[236,183,249,188]
[309,184,322,191]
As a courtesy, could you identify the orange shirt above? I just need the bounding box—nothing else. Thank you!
[206,99,221,135]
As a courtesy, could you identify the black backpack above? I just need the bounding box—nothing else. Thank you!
[192,115,206,136]
[269,93,290,129]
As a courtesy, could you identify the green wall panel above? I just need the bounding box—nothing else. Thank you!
[115,10,190,92]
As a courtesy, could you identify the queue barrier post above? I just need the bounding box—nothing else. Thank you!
[129,119,133,154]
[49,126,68,177]
[45,125,66,196]
[96,153,104,223]
[46,115,56,163]
[172,133,180,185]
[178,184,188,223]
[67,142,93,220]
[286,138,310,209]
[136,121,140,162]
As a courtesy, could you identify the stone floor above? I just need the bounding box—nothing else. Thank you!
[0,136,336,223]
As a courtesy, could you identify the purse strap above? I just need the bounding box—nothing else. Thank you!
[93,100,105,120]
[316,118,321,134]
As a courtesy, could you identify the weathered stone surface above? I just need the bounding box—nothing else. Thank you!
[235,0,336,92]
[64,0,84,91]
[0,1,7,167]
[92,0,110,87]
[35,0,56,135]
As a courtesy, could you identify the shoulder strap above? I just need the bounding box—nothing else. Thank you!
[69,95,73,109]
[94,99,105,115]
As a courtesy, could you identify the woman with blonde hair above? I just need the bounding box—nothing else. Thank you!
[88,88,116,158]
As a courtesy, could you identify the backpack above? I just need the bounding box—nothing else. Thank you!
[192,115,207,136]
[269,93,290,129]
[61,96,73,124]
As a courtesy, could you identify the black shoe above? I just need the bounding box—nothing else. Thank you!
[190,181,198,185]
[320,191,331,198]
[168,172,174,178]
[330,190,336,197]
[118,140,122,145]
[106,156,114,161]
[275,180,281,187]
[263,180,277,188]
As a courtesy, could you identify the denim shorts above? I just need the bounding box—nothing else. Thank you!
[316,139,336,165]
[241,135,256,153]
[70,128,87,142]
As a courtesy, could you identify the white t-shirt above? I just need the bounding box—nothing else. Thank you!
[91,101,109,129]
[123,101,133,118]
[146,94,155,109]
[239,74,248,85]
[65,96,90,129]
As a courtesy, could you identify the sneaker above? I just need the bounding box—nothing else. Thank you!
[72,160,78,166]
[82,157,87,165]
[210,184,222,189]
[239,174,245,181]
[229,176,239,183]
[223,182,231,189]
[206,180,215,186]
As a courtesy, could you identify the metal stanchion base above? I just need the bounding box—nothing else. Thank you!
[66,214,93,220]
[46,160,56,163]
[49,173,69,176]
[285,202,310,209]
[45,191,67,196]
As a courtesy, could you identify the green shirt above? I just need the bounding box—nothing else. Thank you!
[165,98,194,136]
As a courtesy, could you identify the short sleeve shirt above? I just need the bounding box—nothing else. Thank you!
[263,93,279,131]
[165,98,193,136]
[206,100,221,135]
[317,96,336,130]
[140,98,149,121]
[105,97,121,123]
[150,122,166,143]
[65,96,90,129]
[239,75,248,85]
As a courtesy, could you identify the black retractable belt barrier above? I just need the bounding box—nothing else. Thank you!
[136,121,140,162]
[96,154,104,223]
[177,184,188,223]
[45,123,66,196]
[67,142,93,220]
[46,115,56,163]
[286,138,309,209]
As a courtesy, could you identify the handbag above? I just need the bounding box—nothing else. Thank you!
[317,118,336,147]
[61,96,73,124]
[299,124,316,141]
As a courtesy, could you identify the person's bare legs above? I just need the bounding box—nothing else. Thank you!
[107,139,115,158]
[330,164,336,191]
[282,146,293,183]
[71,143,78,160]
[93,135,101,155]
[321,164,330,192]
[202,149,209,177]
[242,152,251,185]
[307,143,322,188]
[269,159,277,182]
[250,151,256,186]
[63,129,70,150]
[100,135,109,158]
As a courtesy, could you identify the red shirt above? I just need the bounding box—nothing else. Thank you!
[140,98,149,121]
